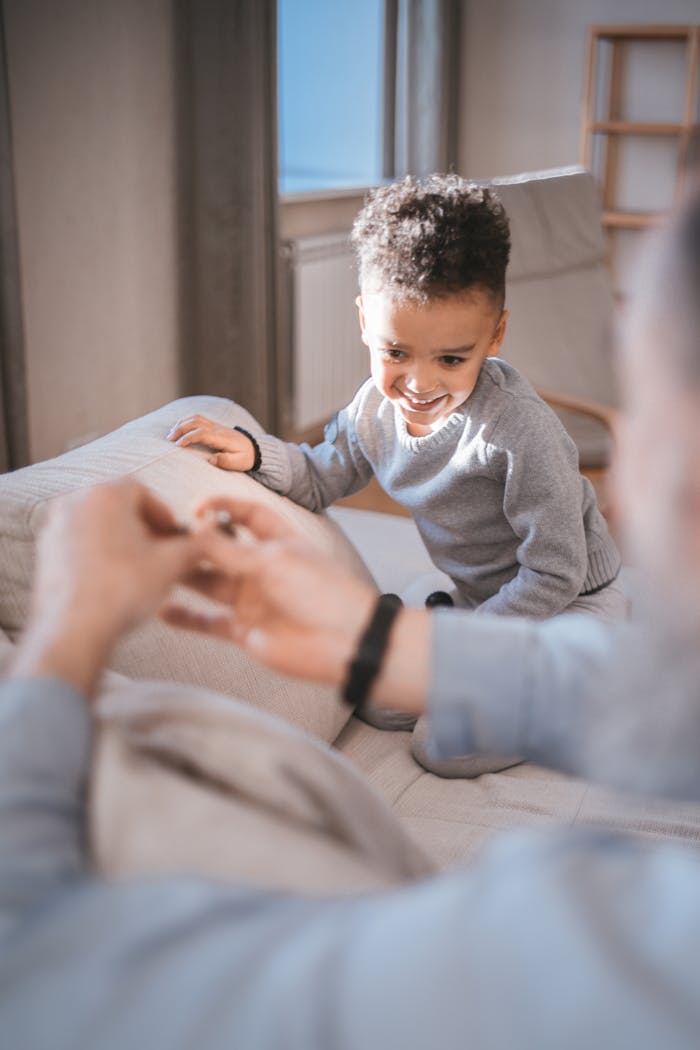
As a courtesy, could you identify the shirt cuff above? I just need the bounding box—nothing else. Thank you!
[427,611,536,760]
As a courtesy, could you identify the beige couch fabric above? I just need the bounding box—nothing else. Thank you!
[492,167,617,468]
[335,716,700,869]
[92,679,434,894]
[0,396,375,742]
[0,625,14,675]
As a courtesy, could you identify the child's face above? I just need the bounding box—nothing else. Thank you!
[357,287,508,435]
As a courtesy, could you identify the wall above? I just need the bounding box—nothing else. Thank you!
[457,0,699,179]
[458,0,699,296]
[3,0,179,462]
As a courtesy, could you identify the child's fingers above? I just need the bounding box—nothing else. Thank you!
[208,451,252,471]
[174,427,223,449]
[166,415,221,444]
[166,416,202,441]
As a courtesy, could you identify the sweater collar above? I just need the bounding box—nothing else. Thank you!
[393,360,496,451]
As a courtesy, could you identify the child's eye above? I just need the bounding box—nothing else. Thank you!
[382,348,405,361]
[440,355,467,368]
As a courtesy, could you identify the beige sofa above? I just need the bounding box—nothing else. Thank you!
[3,394,700,876]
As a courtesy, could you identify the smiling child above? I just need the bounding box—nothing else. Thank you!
[168,174,622,623]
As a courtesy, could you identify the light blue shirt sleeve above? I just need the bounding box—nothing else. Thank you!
[428,607,700,800]
[428,610,618,767]
[0,677,92,937]
[3,668,700,1049]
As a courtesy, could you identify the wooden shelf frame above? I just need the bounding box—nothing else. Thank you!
[590,120,698,135]
[601,210,664,229]
[581,24,700,244]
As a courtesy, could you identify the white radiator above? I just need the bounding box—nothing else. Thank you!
[281,232,369,432]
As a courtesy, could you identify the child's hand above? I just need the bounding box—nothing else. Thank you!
[167,415,257,471]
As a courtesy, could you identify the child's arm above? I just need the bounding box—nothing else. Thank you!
[252,419,373,512]
[168,388,375,513]
[478,403,602,619]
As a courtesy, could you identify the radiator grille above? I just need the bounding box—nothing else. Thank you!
[281,232,370,432]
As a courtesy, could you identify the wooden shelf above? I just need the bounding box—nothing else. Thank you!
[589,24,696,40]
[590,121,694,135]
[602,211,665,229]
[581,23,700,285]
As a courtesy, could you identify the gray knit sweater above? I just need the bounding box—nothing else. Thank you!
[254,359,621,618]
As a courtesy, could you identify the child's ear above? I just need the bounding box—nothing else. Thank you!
[489,310,509,358]
[356,294,370,347]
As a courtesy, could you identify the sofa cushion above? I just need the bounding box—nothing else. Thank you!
[0,625,14,675]
[335,718,700,869]
[0,396,375,742]
[488,168,618,469]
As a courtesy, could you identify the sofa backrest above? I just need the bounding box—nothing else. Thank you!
[488,166,617,467]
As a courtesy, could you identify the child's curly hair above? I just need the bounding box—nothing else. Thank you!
[351,174,511,308]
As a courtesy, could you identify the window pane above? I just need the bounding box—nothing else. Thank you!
[278,0,384,194]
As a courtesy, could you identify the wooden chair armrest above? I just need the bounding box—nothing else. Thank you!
[536,388,619,434]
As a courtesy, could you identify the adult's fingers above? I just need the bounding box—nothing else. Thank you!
[187,528,279,584]
[195,497,296,543]
[135,483,182,536]
[179,564,243,605]
[125,480,219,579]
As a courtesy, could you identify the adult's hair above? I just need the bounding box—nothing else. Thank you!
[631,188,700,384]
[351,174,511,309]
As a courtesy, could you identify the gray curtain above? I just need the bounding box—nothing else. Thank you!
[174,0,279,431]
[0,4,28,472]
[386,0,461,178]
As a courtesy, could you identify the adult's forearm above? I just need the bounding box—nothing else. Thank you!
[0,679,91,929]
[10,613,115,699]
[366,607,431,715]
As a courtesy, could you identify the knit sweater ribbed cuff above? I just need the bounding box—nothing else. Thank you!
[582,546,621,595]
[253,434,294,492]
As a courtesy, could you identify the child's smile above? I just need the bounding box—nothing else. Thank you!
[357,288,508,436]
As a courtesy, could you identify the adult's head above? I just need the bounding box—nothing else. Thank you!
[615,189,700,626]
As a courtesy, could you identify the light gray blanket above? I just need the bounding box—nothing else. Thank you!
[91,679,435,894]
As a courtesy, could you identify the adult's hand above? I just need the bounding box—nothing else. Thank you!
[11,479,212,697]
[162,497,429,712]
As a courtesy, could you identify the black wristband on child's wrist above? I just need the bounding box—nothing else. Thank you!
[341,593,403,708]
[233,426,262,472]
